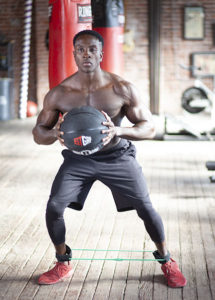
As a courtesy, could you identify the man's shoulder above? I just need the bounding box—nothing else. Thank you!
[107,72,132,100]
[47,75,77,96]
[44,81,70,109]
[60,73,77,87]
[107,72,130,86]
[45,85,63,104]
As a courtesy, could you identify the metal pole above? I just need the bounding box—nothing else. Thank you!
[148,0,161,115]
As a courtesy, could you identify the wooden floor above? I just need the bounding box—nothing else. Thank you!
[0,117,215,300]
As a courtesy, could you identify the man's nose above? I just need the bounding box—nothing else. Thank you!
[83,48,91,57]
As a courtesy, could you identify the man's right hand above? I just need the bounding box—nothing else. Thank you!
[54,113,67,146]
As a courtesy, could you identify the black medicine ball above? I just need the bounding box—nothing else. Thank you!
[60,106,108,155]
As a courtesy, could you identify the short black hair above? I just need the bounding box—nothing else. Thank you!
[73,30,104,47]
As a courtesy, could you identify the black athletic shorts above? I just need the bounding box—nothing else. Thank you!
[49,139,149,212]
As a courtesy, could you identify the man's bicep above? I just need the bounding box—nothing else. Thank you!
[36,108,59,129]
[125,84,153,124]
[36,91,60,128]
[125,103,153,124]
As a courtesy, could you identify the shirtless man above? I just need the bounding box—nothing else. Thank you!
[33,30,186,288]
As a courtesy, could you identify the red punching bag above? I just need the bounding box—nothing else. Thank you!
[92,0,124,76]
[48,0,92,89]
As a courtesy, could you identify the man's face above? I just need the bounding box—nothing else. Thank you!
[73,35,103,73]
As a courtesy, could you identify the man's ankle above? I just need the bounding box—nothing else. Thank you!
[153,250,170,264]
[56,245,72,262]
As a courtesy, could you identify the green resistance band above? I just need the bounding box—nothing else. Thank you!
[69,258,164,262]
[70,248,165,262]
[71,248,154,252]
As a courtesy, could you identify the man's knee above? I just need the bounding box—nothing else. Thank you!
[46,199,64,220]
[136,201,160,223]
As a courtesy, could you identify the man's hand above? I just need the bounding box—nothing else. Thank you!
[54,113,67,146]
[101,111,118,146]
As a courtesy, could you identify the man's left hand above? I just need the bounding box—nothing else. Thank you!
[101,111,118,146]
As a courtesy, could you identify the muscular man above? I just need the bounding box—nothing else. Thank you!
[33,30,186,288]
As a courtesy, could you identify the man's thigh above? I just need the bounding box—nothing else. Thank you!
[49,152,96,210]
[98,154,149,211]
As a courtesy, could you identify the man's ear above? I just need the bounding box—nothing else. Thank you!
[100,51,104,62]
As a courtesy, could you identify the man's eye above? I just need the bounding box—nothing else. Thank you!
[77,48,84,53]
[90,48,97,53]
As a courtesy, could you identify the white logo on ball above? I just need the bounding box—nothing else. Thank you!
[82,136,91,146]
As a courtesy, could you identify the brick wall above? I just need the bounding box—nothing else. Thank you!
[160,0,215,115]
[0,0,24,116]
[124,0,215,114]
[0,0,214,117]
[0,0,48,116]
[123,0,149,106]
[34,0,49,110]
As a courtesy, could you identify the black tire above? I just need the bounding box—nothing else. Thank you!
[181,87,209,114]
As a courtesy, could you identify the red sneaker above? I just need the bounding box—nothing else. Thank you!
[38,262,73,285]
[161,258,187,288]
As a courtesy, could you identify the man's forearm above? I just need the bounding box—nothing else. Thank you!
[116,123,156,141]
[32,126,58,145]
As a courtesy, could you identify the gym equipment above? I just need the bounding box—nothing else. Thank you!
[92,0,125,76]
[205,161,215,183]
[182,87,209,114]
[206,161,215,170]
[0,39,14,121]
[0,78,14,121]
[180,62,215,182]
[164,113,202,139]
[180,63,215,135]
[162,63,215,140]
[27,100,37,117]
[48,0,92,89]
[69,248,165,262]
[60,106,107,155]
[19,0,33,119]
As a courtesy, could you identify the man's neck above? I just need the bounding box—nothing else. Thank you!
[76,68,106,91]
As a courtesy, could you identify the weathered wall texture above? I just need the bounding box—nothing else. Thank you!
[0,0,214,117]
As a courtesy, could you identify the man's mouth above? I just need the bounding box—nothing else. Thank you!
[83,61,92,67]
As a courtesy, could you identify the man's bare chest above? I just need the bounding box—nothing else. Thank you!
[57,88,126,118]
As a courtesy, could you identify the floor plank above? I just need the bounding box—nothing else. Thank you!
[0,118,215,300]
